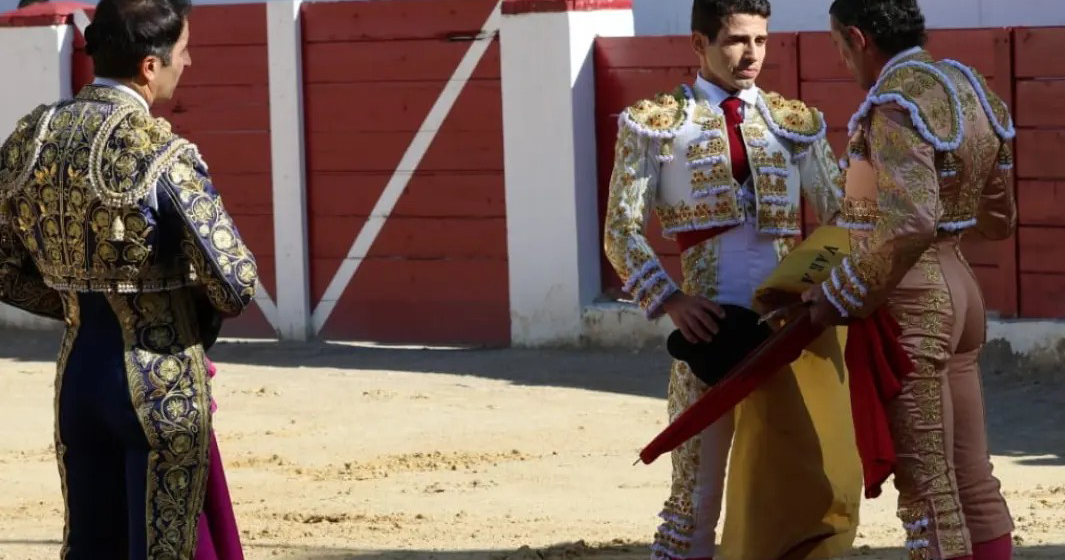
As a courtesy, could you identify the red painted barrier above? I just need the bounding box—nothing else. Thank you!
[302,0,509,344]
[154,4,276,337]
[1014,27,1065,318]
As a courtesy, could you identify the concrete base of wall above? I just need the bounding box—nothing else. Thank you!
[0,304,62,331]
[579,301,1065,371]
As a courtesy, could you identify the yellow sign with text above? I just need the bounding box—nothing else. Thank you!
[756,225,851,298]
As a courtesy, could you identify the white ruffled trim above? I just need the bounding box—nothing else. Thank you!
[939,169,958,178]
[838,220,875,231]
[839,157,850,170]
[833,272,863,309]
[698,129,723,141]
[688,154,727,170]
[999,163,1014,171]
[941,59,1016,140]
[904,517,931,531]
[691,184,733,199]
[822,282,851,318]
[757,166,789,177]
[646,282,679,318]
[655,525,693,544]
[656,153,675,163]
[842,257,870,297]
[905,539,932,550]
[761,227,802,236]
[748,137,770,147]
[938,217,977,232]
[621,260,659,293]
[847,61,964,151]
[791,148,810,164]
[760,194,790,205]
[633,270,669,301]
[657,511,694,530]
[756,94,827,144]
[663,216,745,236]
[618,87,695,140]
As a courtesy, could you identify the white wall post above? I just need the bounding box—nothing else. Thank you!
[0,22,72,330]
[500,0,635,347]
[266,0,311,341]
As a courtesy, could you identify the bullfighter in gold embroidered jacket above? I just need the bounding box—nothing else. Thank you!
[0,0,256,557]
[603,2,862,559]
[806,1,1017,559]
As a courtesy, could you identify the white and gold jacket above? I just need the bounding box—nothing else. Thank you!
[603,83,844,317]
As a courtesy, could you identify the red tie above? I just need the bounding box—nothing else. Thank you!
[721,96,751,185]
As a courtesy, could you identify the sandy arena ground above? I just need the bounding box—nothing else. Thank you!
[1,330,1063,560]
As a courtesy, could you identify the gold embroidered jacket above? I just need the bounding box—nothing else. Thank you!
[0,84,257,558]
[603,85,844,316]
[823,49,1017,318]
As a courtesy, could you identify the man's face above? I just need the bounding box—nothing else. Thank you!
[829,16,876,90]
[145,19,191,103]
[692,14,768,92]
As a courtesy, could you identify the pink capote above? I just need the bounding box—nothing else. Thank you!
[194,359,245,560]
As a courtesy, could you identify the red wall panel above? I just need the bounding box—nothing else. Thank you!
[302,0,508,344]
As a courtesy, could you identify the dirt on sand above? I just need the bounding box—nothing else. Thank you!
[1,331,1063,559]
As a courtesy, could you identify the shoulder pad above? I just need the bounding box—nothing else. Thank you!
[0,103,53,192]
[619,85,690,139]
[848,61,963,150]
[756,91,826,144]
[939,59,1015,140]
[89,107,192,207]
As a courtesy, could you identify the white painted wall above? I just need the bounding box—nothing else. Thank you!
[3,0,1063,31]
[501,8,634,347]
[632,0,1065,35]
[0,24,71,330]
[266,0,309,340]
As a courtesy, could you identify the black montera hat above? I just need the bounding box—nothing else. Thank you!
[666,304,773,386]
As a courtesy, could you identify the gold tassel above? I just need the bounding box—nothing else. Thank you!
[997,143,1013,169]
[660,141,673,161]
[940,151,959,178]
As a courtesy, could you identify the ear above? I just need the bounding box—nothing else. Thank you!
[139,55,160,83]
[847,26,868,51]
[690,31,706,57]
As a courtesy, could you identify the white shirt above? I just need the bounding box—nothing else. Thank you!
[687,75,781,309]
[695,73,760,117]
[92,77,150,112]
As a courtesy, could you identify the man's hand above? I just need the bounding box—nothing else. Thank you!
[802,284,847,327]
[754,288,803,316]
[662,292,725,344]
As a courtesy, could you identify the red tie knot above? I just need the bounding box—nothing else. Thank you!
[721,96,743,125]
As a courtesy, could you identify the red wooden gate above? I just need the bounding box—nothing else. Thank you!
[301,0,509,344]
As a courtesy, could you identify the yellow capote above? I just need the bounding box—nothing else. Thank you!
[719,226,863,560]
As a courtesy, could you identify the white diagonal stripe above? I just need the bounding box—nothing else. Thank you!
[310,1,502,334]
[254,279,279,330]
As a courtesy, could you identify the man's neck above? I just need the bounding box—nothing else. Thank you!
[95,76,153,108]
[699,70,743,95]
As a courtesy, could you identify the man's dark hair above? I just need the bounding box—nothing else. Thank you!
[84,0,192,79]
[691,0,771,42]
[829,0,927,56]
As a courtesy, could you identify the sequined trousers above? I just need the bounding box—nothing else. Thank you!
[54,291,212,560]
[884,237,1013,559]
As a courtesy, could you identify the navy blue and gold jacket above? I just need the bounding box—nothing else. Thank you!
[0,83,257,558]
